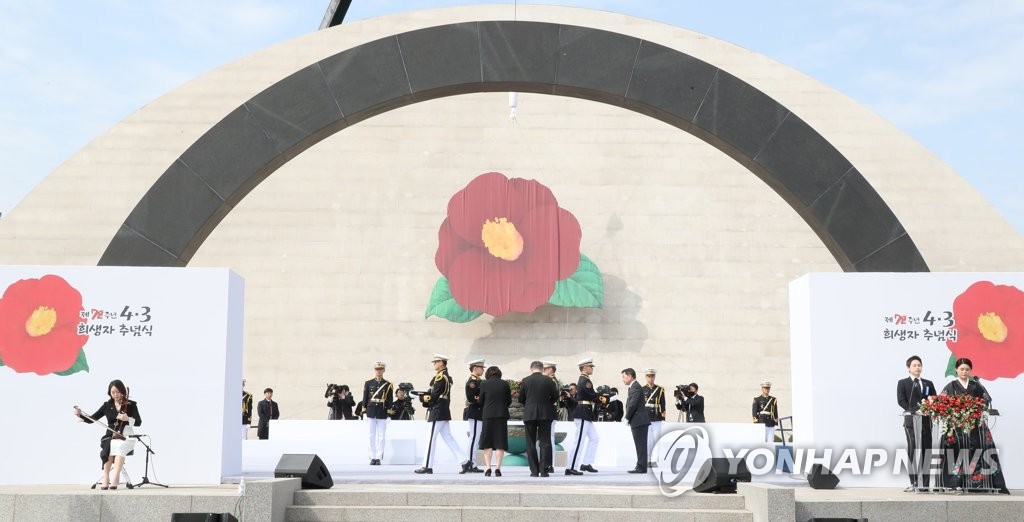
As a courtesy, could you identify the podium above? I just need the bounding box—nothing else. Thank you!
[902,410,1004,494]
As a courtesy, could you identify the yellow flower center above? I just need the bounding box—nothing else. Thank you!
[977,312,1007,343]
[481,217,524,261]
[25,306,58,337]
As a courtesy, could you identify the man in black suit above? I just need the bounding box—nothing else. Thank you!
[519,360,559,477]
[256,388,279,440]
[621,368,650,473]
[896,355,936,490]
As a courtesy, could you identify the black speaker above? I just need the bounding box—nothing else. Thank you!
[807,463,840,489]
[274,453,334,489]
[692,458,751,493]
[170,514,238,522]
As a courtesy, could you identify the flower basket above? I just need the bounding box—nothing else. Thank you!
[917,393,987,437]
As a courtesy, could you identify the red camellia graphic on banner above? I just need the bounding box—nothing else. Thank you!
[427,172,603,321]
[945,281,1024,380]
[0,275,89,376]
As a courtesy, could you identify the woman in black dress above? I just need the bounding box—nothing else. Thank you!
[938,358,1008,493]
[73,379,142,490]
[477,366,511,477]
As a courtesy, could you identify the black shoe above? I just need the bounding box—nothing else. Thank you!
[469,466,484,473]
[581,464,599,473]
[369,459,375,465]
[484,469,492,477]
[546,465,554,473]
[459,461,472,474]
[375,459,381,465]
[530,472,539,477]
[495,469,502,477]
[414,467,433,474]
[628,468,647,474]
[565,469,583,476]
[540,472,550,477]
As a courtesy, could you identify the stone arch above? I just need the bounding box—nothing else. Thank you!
[99,21,927,272]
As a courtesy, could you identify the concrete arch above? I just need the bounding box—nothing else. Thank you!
[99,20,927,272]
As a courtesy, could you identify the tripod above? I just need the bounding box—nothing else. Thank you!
[129,435,168,488]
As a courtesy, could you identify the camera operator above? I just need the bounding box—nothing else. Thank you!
[674,382,705,422]
[559,383,577,421]
[607,387,624,422]
[388,384,416,420]
[592,385,615,422]
[326,384,355,420]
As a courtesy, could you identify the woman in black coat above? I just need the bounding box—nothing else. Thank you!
[938,358,1008,493]
[477,366,512,476]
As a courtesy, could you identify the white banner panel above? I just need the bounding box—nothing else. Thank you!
[790,273,1023,488]
[0,266,243,485]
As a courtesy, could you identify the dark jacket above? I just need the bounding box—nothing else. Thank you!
[424,369,453,422]
[362,379,394,420]
[684,394,705,423]
[80,400,142,465]
[573,374,599,421]
[896,376,936,427]
[465,375,484,420]
[478,375,512,419]
[519,371,559,421]
[328,393,356,420]
[624,381,650,428]
[257,398,279,439]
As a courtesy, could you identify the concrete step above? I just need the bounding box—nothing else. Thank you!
[293,488,747,510]
[286,505,753,522]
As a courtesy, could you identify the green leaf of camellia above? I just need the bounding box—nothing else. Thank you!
[425,277,483,323]
[0,355,5,366]
[55,349,89,376]
[548,254,603,308]
[945,353,957,378]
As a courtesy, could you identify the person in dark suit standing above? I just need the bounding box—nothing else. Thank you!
[621,368,651,474]
[520,360,559,477]
[896,354,935,490]
[257,388,279,440]
[477,365,512,476]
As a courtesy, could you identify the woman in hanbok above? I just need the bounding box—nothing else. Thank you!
[938,358,1008,493]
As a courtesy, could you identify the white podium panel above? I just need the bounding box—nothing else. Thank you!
[0,266,244,485]
[790,273,1023,488]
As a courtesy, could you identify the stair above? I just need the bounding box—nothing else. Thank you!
[285,485,753,521]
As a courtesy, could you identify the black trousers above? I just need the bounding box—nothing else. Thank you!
[631,425,649,470]
[903,420,932,486]
[525,420,553,474]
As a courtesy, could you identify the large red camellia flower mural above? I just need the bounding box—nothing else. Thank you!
[0,275,90,376]
[945,281,1024,380]
[426,172,603,321]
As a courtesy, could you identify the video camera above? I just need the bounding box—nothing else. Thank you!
[593,385,615,421]
[397,382,415,393]
[324,383,347,398]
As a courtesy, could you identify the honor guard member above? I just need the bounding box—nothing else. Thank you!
[542,361,559,473]
[415,354,471,474]
[242,379,253,440]
[463,358,485,473]
[642,369,666,467]
[566,358,601,475]
[362,362,394,465]
[752,380,779,442]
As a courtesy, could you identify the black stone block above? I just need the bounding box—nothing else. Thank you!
[554,25,641,103]
[854,233,930,272]
[624,40,718,125]
[99,225,182,267]
[809,169,907,269]
[480,21,558,88]
[246,64,344,153]
[124,160,225,259]
[692,71,789,159]
[319,35,411,120]
[179,105,282,200]
[399,23,481,95]
[755,114,853,207]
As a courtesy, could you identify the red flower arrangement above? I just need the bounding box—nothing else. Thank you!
[0,275,89,376]
[918,393,988,437]
[945,281,1024,380]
